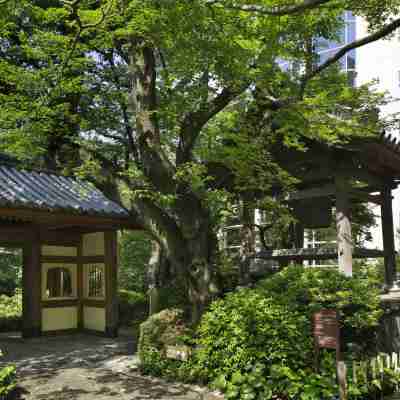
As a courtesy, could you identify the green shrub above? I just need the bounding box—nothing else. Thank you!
[257,265,383,356]
[118,289,147,327]
[0,251,22,297]
[137,266,386,399]
[119,231,151,293]
[0,350,16,399]
[138,308,196,381]
[192,265,384,400]
[0,289,22,332]
[0,365,16,399]
[195,289,338,399]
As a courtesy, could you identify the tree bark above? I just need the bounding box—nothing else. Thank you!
[147,241,163,315]
[239,201,255,286]
[126,40,220,324]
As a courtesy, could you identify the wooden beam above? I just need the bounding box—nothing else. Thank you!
[289,184,336,200]
[39,229,81,246]
[289,184,383,206]
[252,247,384,261]
[381,185,397,288]
[0,207,140,229]
[349,190,382,205]
[104,231,119,337]
[77,236,84,330]
[22,228,42,338]
[44,223,130,232]
[41,255,105,264]
[336,177,353,277]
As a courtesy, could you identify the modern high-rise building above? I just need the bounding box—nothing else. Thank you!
[316,11,357,84]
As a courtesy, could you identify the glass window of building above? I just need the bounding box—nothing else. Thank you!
[316,11,356,85]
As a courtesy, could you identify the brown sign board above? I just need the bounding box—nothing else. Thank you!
[313,309,346,400]
[165,345,191,361]
[313,309,339,350]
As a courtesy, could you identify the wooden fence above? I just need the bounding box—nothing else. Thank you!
[349,352,400,399]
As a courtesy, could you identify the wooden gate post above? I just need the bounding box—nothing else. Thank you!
[22,229,41,338]
[381,184,397,289]
[336,177,353,277]
[105,230,119,337]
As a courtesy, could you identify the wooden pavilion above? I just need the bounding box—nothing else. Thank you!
[0,162,136,338]
[252,133,400,290]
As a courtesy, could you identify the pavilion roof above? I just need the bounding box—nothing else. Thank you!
[0,164,129,219]
[269,131,400,191]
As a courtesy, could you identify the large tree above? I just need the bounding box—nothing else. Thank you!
[1,0,400,320]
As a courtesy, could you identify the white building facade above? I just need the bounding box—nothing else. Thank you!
[315,13,400,251]
[356,17,400,250]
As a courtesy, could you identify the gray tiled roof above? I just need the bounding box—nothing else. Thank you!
[0,165,129,218]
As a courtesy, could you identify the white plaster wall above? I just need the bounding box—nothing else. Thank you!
[356,17,400,250]
[42,245,77,257]
[42,307,78,331]
[82,232,105,256]
[83,306,106,332]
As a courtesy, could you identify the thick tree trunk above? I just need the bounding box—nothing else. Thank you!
[239,202,255,286]
[147,240,173,315]
[147,241,162,316]
[127,41,220,324]
[187,258,218,325]
[184,229,220,324]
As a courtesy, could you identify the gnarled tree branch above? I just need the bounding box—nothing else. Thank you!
[61,0,114,73]
[177,85,248,164]
[129,43,176,193]
[206,0,333,16]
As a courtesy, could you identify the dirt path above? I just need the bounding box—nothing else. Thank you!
[0,332,212,400]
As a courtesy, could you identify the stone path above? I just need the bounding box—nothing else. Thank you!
[0,331,213,400]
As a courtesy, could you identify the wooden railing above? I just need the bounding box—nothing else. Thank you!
[348,352,400,399]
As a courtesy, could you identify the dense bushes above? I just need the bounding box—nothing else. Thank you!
[119,231,151,293]
[195,288,338,399]
[0,251,22,297]
[194,265,384,399]
[138,265,388,399]
[0,350,16,400]
[138,308,195,381]
[194,266,384,399]
[0,290,22,332]
[257,265,383,356]
[0,365,16,399]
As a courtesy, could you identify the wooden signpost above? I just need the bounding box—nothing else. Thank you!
[313,309,347,400]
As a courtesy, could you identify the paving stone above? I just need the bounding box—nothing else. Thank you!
[0,331,215,400]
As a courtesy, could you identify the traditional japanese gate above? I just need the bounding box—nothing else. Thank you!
[252,132,400,290]
[247,133,400,351]
[0,163,137,338]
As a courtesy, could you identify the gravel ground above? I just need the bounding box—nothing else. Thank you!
[0,331,214,400]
